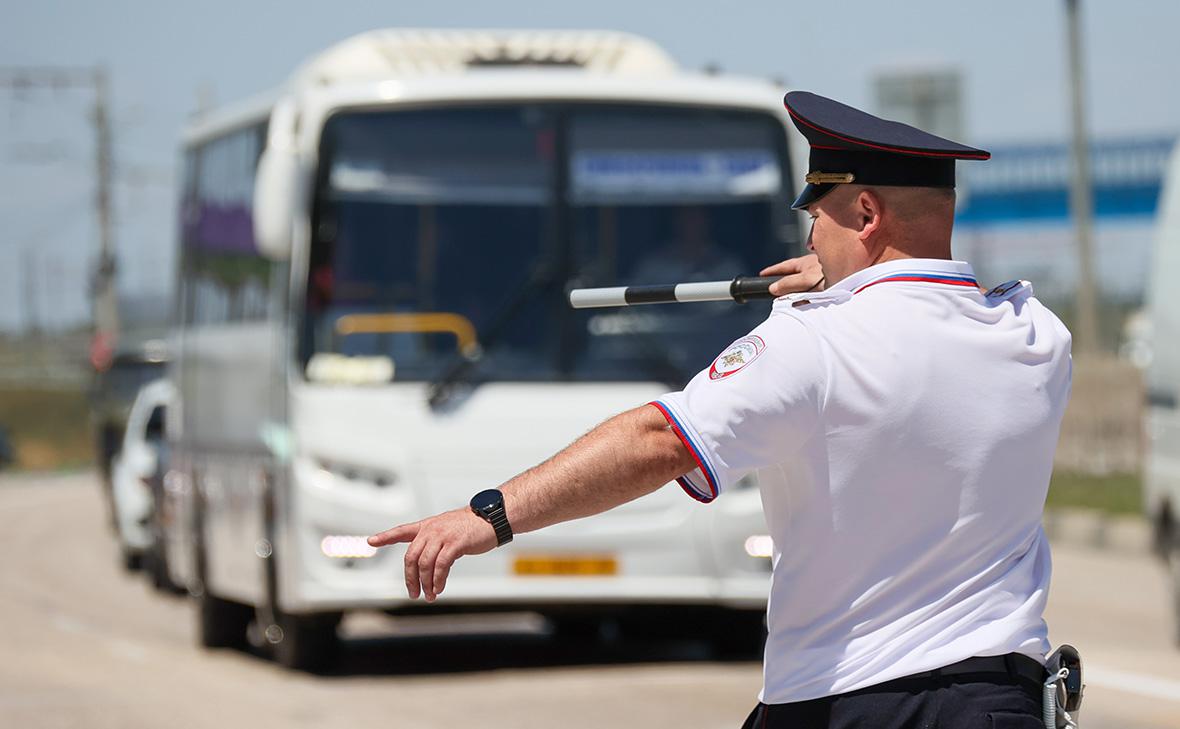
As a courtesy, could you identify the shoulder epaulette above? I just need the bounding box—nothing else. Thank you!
[774,288,853,312]
[984,280,1033,303]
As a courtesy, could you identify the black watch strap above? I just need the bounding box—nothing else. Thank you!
[485,505,513,547]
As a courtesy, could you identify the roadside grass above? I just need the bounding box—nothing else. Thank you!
[0,387,93,471]
[1046,470,1142,516]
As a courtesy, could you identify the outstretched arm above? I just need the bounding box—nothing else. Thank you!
[367,404,695,602]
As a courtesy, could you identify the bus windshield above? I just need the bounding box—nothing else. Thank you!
[303,103,796,387]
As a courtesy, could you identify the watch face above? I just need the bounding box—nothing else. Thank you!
[470,489,503,513]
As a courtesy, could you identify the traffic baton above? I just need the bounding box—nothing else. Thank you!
[568,276,778,309]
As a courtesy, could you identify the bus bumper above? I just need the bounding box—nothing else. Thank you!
[278,457,771,613]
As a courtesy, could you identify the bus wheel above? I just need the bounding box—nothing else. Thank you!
[120,546,143,573]
[196,587,252,649]
[271,612,342,673]
[145,543,182,595]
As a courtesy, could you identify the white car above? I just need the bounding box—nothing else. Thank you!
[110,379,175,571]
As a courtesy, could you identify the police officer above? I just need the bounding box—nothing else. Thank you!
[369,91,1072,728]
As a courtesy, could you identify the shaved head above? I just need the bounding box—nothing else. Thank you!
[867,185,955,220]
[803,185,958,285]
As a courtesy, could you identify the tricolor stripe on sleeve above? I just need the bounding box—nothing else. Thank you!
[649,400,720,503]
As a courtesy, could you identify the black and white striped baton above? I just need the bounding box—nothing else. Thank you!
[568,276,779,309]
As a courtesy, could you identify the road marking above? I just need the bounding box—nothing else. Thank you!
[1087,665,1180,704]
[104,637,149,663]
[50,613,87,635]
[52,611,149,663]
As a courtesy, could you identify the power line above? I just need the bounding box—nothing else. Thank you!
[0,65,119,342]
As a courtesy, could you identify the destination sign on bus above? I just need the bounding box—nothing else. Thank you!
[571,149,780,200]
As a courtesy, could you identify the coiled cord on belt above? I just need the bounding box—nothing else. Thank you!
[1043,666,1077,729]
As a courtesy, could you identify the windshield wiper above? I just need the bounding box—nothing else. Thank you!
[426,262,557,409]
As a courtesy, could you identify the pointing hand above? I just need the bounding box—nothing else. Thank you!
[368,507,498,602]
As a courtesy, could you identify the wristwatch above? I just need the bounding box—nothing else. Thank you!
[470,489,514,547]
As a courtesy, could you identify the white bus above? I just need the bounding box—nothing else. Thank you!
[163,29,803,670]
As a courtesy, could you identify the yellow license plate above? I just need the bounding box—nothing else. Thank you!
[513,555,618,577]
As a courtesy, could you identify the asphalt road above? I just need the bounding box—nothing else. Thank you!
[2,471,1179,729]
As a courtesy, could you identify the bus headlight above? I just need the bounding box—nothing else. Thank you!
[744,535,774,559]
[320,535,378,559]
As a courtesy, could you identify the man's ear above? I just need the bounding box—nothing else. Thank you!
[856,189,883,242]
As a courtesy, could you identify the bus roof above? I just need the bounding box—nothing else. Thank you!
[182,29,787,147]
[291,28,680,86]
[182,90,274,147]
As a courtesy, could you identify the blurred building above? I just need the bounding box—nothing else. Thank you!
[873,66,1172,312]
[874,67,965,144]
[954,135,1173,305]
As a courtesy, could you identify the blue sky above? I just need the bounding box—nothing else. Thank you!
[1,0,1176,331]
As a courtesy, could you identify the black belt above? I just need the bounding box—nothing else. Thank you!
[877,653,1046,692]
[751,654,1049,727]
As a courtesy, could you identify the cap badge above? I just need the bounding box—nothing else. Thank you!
[804,171,856,184]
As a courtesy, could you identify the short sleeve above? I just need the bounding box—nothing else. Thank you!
[650,312,826,503]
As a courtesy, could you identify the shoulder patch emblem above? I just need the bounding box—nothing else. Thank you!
[709,335,766,380]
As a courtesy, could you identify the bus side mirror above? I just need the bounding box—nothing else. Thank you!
[253,146,298,261]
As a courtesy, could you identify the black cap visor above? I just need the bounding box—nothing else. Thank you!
[791,182,837,210]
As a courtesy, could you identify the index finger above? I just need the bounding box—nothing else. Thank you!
[759,256,809,278]
[368,522,420,547]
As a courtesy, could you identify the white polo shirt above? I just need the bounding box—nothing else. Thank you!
[651,258,1072,704]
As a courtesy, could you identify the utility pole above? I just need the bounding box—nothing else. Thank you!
[22,248,40,337]
[0,65,119,349]
[1065,0,1100,354]
[91,67,119,353]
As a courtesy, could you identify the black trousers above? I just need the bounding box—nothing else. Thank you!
[740,673,1043,729]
